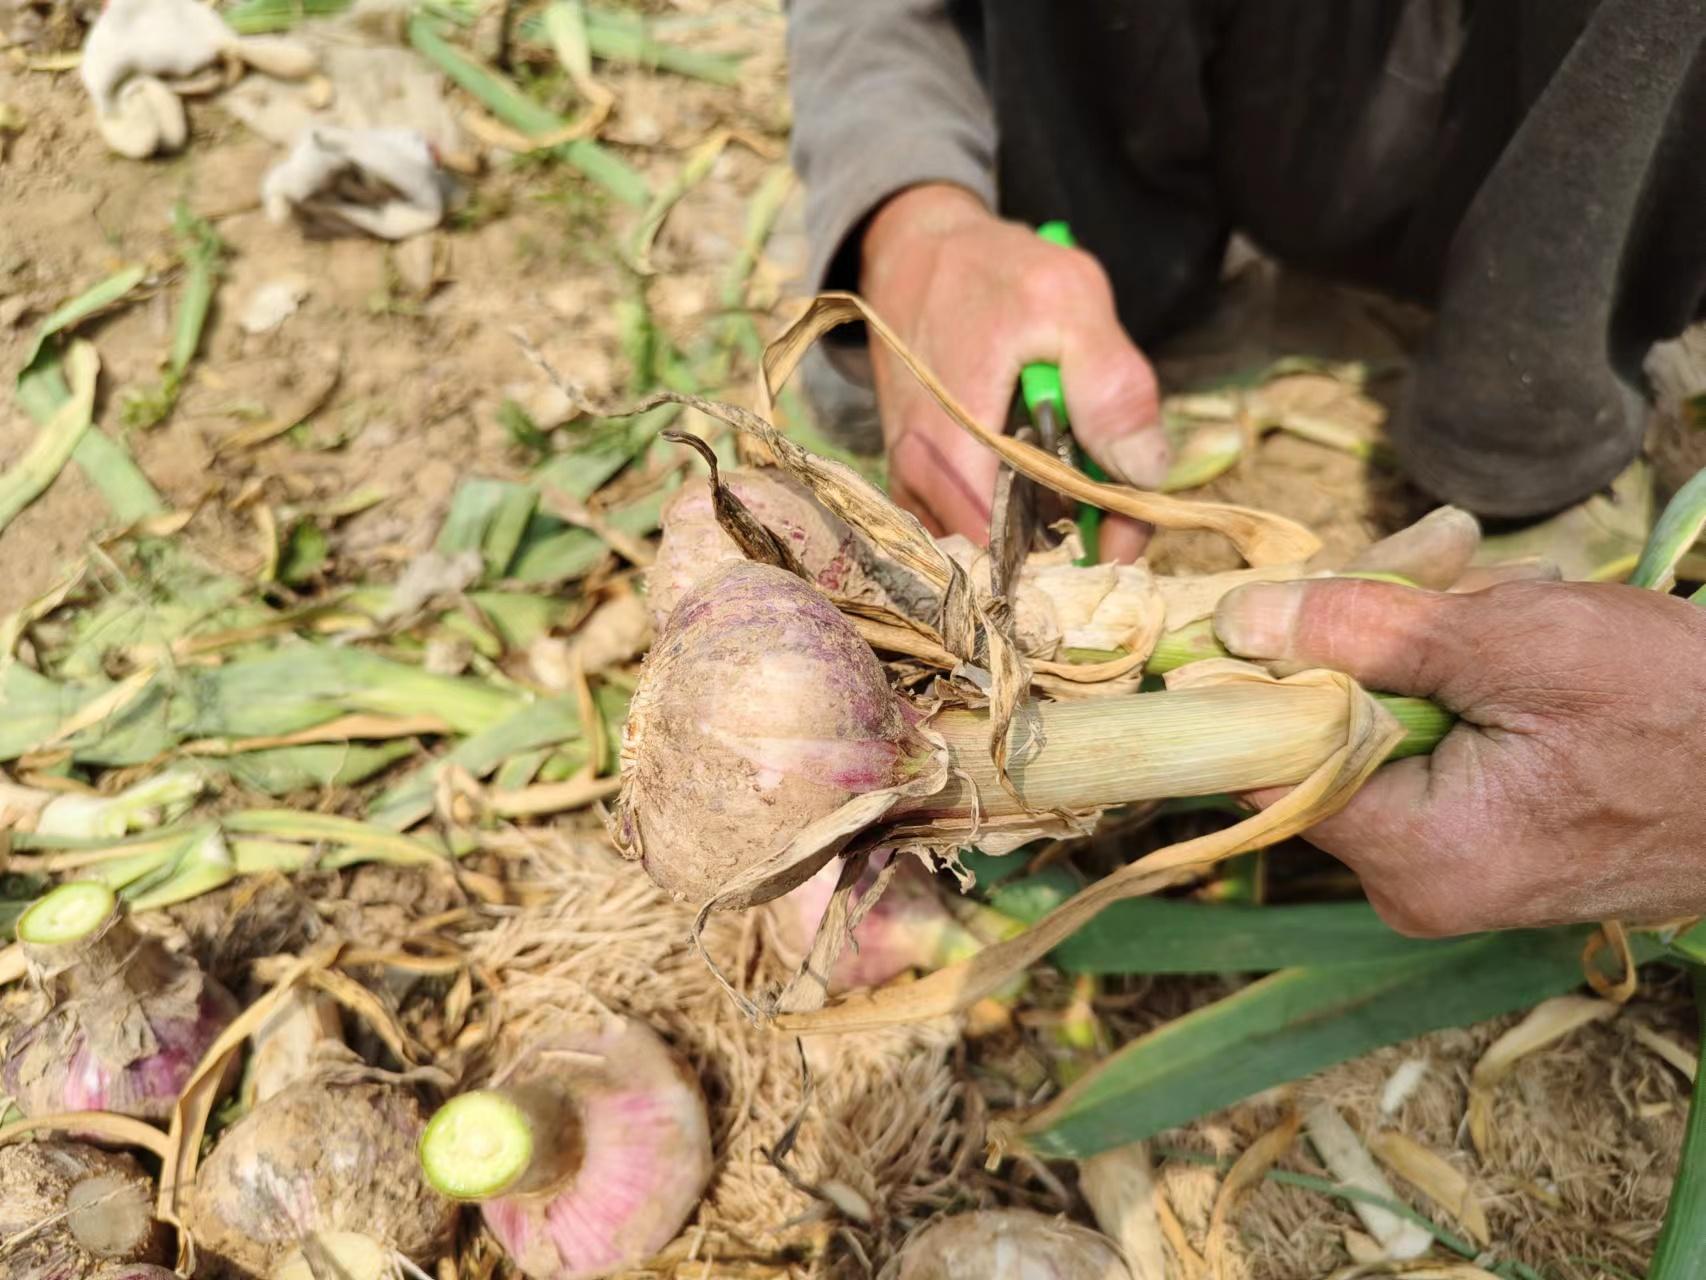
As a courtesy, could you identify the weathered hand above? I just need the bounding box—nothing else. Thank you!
[859,183,1169,560]
[1214,576,1706,935]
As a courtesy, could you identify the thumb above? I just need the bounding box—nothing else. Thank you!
[1213,577,1481,698]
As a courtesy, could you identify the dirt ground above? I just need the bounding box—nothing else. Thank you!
[2,5,1702,1280]
[0,6,793,615]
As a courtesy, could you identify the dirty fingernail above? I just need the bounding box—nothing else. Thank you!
[1107,431,1170,490]
[1213,582,1306,659]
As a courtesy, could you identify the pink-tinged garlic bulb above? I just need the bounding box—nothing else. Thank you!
[189,1079,455,1279]
[91,1269,182,1280]
[0,1141,168,1280]
[616,560,939,906]
[646,470,875,631]
[896,1209,1132,1280]
[2,882,238,1123]
[419,1015,713,1280]
[763,852,1001,993]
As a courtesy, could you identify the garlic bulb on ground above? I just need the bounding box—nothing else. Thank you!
[0,1141,167,1280]
[2,881,237,1122]
[419,1015,713,1280]
[188,1078,455,1278]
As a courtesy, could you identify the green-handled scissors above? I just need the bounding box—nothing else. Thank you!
[1019,221,1109,566]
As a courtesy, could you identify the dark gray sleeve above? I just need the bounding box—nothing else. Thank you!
[785,0,996,296]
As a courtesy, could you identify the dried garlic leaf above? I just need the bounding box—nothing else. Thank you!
[1079,1143,1170,1280]
[1304,1103,1433,1259]
[1206,1113,1301,1278]
[662,429,808,579]
[758,294,1322,566]
[634,390,978,656]
[1467,995,1618,1157]
[1367,1130,1490,1247]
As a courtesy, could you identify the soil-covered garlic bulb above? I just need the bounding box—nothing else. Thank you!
[895,1209,1132,1280]
[0,1141,167,1280]
[646,470,875,630]
[616,560,938,906]
[419,1016,712,1280]
[1,881,238,1122]
[189,1079,455,1278]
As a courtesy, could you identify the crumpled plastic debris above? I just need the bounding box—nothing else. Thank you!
[81,0,314,158]
[222,41,468,162]
[262,125,449,240]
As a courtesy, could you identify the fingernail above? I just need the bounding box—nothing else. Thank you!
[1107,432,1170,490]
[1213,582,1305,659]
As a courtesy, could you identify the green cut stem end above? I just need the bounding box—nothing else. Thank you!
[419,1090,535,1200]
[17,881,117,946]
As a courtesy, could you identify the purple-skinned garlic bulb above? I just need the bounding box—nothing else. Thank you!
[764,852,1022,993]
[615,559,941,906]
[646,470,876,631]
[418,1015,712,1280]
[0,1141,168,1280]
[1,881,237,1123]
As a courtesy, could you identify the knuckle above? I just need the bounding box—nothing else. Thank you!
[1017,247,1110,311]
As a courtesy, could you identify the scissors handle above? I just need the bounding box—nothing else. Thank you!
[1019,221,1107,565]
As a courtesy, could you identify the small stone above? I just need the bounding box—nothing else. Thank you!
[239,277,309,335]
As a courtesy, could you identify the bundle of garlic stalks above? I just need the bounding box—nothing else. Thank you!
[613,295,1706,1278]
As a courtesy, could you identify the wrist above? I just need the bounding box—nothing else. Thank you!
[860,182,991,294]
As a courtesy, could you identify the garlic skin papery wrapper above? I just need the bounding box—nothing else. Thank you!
[647,470,881,633]
[262,127,450,240]
[2,882,238,1122]
[419,1016,714,1280]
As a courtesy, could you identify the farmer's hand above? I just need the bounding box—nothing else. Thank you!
[1213,577,1706,936]
[859,182,1169,561]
